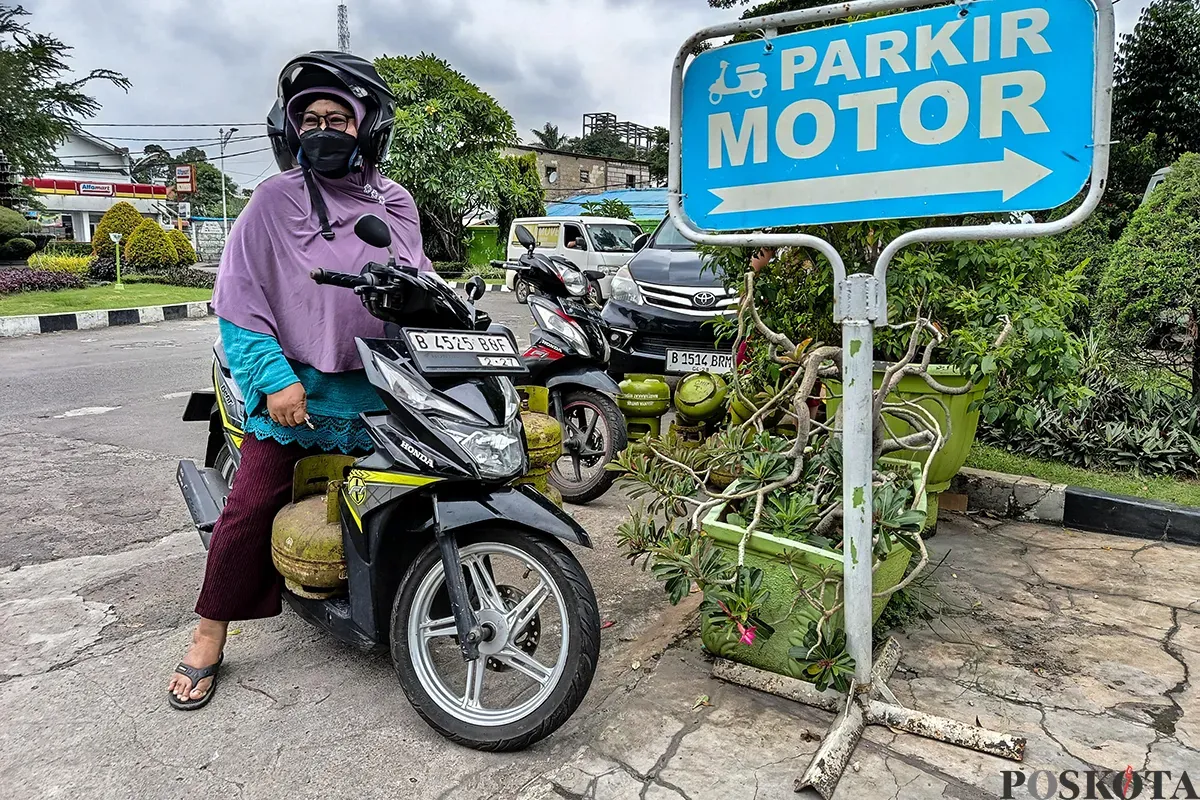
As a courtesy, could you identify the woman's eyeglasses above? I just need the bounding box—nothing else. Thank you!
[299,112,353,132]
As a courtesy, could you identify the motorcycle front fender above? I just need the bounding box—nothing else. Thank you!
[435,484,592,548]
[544,366,621,397]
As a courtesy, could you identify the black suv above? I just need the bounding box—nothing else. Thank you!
[602,216,738,378]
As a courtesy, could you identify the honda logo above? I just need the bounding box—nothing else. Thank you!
[693,291,718,309]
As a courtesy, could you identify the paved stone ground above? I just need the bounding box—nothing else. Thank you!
[2,296,1198,798]
[513,516,1200,800]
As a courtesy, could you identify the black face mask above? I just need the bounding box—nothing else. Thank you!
[299,129,359,178]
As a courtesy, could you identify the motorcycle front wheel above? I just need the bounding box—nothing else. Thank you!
[391,529,600,752]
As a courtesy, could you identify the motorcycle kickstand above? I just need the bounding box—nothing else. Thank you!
[431,496,484,661]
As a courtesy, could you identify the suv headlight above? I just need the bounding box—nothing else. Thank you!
[437,416,525,480]
[530,300,590,357]
[610,266,643,305]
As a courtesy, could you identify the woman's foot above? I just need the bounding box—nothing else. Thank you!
[168,619,228,705]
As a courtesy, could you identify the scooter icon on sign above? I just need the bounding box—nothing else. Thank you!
[709,60,767,105]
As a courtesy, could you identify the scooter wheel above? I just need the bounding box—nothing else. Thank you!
[391,529,600,752]
[550,390,628,505]
[515,280,530,305]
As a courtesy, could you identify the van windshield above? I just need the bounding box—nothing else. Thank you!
[586,224,643,253]
[650,218,696,250]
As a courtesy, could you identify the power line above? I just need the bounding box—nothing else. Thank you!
[96,134,265,143]
[81,122,266,128]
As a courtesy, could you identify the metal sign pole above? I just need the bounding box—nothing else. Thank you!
[668,0,1115,795]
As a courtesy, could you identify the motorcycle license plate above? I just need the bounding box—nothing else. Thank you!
[402,329,528,375]
[666,349,734,375]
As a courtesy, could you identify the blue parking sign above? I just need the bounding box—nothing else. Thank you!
[680,0,1097,230]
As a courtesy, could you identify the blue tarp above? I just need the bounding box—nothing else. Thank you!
[545,189,668,220]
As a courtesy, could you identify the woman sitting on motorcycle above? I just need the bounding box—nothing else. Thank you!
[167,52,432,710]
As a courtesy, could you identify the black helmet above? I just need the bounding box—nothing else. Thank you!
[267,99,295,172]
[277,51,397,167]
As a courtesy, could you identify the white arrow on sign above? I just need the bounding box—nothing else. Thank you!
[709,149,1053,215]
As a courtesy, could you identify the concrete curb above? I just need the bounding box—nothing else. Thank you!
[949,467,1200,546]
[0,301,213,338]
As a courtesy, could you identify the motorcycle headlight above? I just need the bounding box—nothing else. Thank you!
[437,416,525,480]
[375,358,484,424]
[530,301,591,357]
[610,267,643,305]
[556,263,588,297]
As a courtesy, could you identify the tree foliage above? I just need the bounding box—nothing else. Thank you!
[0,4,129,177]
[91,202,144,258]
[568,127,639,162]
[493,153,545,247]
[130,145,241,219]
[1113,0,1200,164]
[376,52,518,262]
[529,122,569,151]
[647,127,670,183]
[124,219,178,270]
[581,198,634,220]
[1096,152,1200,396]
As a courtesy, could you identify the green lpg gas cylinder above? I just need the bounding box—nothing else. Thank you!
[617,374,671,418]
[674,373,729,425]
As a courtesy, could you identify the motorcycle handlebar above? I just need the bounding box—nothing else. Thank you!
[310,269,370,289]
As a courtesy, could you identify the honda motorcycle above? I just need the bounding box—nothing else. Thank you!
[177,213,600,752]
[510,225,628,505]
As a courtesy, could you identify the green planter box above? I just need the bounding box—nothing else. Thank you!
[698,460,924,678]
[826,365,986,493]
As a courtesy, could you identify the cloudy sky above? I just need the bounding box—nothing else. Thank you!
[28,0,1151,188]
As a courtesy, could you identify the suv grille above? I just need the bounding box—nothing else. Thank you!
[639,334,722,355]
[637,280,739,317]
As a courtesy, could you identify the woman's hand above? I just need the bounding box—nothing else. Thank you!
[750,247,776,272]
[267,383,307,427]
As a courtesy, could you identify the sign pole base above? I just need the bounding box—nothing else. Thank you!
[713,640,1025,799]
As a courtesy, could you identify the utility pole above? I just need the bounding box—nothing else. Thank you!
[219,127,238,239]
[338,2,351,53]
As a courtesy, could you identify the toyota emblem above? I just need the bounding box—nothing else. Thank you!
[693,291,718,309]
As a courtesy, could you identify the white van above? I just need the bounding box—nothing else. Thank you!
[504,216,646,304]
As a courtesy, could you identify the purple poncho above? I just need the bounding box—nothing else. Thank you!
[211,165,432,373]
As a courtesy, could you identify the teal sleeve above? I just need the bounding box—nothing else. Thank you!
[217,318,299,406]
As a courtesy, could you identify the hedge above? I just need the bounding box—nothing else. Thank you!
[92,203,144,259]
[0,237,36,261]
[433,261,470,279]
[124,219,178,270]
[0,268,86,295]
[129,265,215,289]
[27,254,90,275]
[0,206,35,240]
[44,240,94,258]
[168,229,198,266]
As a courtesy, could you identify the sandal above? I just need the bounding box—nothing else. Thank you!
[168,653,224,711]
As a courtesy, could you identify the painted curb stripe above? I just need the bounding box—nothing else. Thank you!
[1063,487,1200,547]
[38,313,77,333]
[0,302,218,338]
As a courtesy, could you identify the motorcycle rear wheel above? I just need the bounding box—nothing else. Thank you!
[391,529,600,751]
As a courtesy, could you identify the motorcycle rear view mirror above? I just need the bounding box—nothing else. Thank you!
[633,232,651,252]
[354,214,393,250]
[465,275,487,302]
[514,225,536,250]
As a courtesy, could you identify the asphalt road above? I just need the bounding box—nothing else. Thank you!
[0,293,675,799]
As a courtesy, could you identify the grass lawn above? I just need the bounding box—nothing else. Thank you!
[966,443,1200,508]
[0,284,212,317]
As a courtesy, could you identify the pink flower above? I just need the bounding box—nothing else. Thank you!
[737,622,757,647]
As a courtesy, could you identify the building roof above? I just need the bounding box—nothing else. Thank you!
[545,188,668,219]
[507,144,650,167]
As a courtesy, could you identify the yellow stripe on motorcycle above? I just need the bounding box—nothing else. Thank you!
[349,469,440,488]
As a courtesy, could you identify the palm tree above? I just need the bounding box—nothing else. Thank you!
[529,122,569,151]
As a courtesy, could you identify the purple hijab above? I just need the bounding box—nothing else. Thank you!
[212,165,433,373]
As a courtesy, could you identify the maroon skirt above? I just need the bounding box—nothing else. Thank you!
[194,435,311,621]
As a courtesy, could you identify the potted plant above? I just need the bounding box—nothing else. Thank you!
[614,270,981,686]
[705,221,1085,506]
